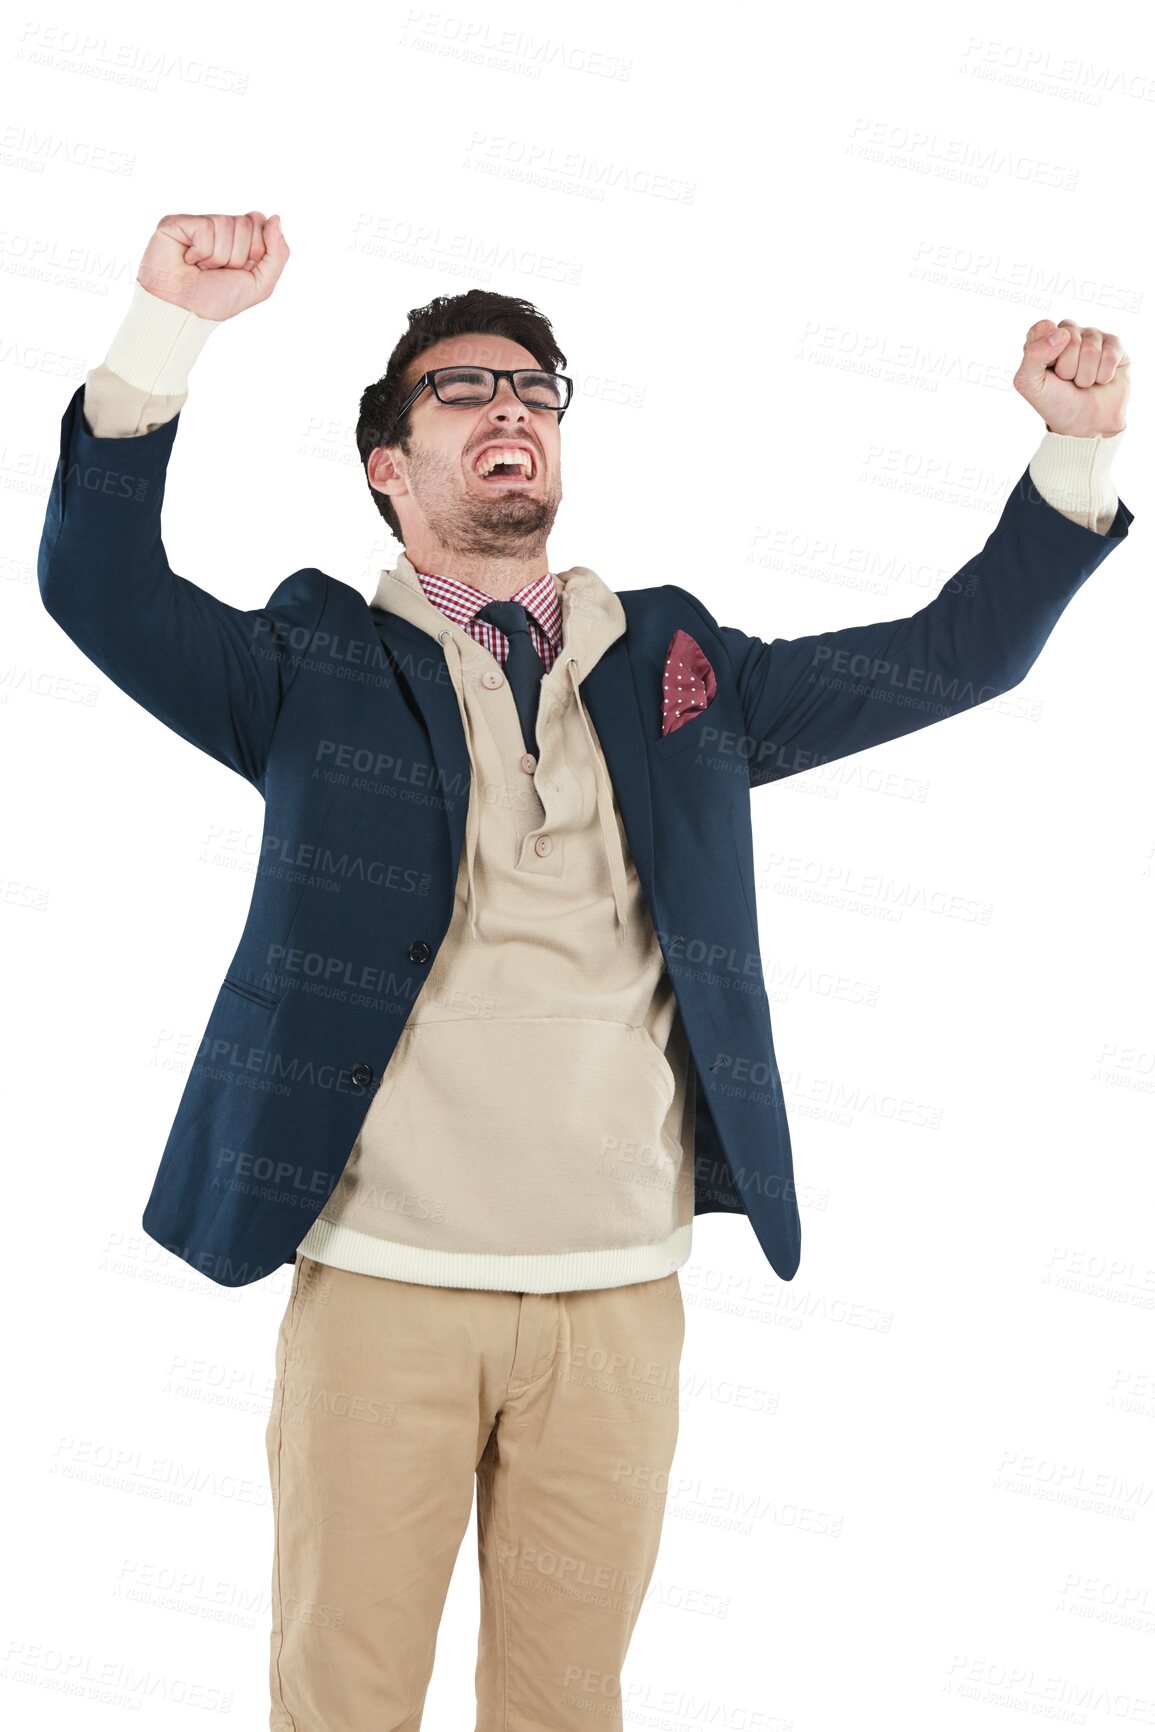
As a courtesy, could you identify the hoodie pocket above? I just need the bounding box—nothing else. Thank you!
[378,1016,675,1123]
[351,1016,684,1252]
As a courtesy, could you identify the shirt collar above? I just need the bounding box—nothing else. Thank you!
[411,565,562,652]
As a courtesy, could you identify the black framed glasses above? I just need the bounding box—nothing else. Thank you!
[386,365,572,439]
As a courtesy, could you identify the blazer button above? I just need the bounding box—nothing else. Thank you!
[408,939,431,963]
[482,669,504,688]
[351,1062,374,1087]
[534,835,553,856]
[520,752,536,774]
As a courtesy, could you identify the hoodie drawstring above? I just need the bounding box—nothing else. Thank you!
[438,631,629,944]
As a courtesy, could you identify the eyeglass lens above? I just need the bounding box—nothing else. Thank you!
[434,367,568,410]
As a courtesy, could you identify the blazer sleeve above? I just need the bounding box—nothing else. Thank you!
[37,382,328,789]
[683,461,1134,788]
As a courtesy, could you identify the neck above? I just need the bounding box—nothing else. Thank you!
[403,542,549,601]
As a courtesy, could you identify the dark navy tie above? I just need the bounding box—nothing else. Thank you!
[474,599,546,758]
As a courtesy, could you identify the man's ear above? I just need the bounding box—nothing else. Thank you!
[368,446,404,494]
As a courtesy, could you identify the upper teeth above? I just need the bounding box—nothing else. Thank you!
[476,447,534,478]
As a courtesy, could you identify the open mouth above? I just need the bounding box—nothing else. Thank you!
[472,445,537,485]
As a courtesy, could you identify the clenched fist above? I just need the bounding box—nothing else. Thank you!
[136,212,290,322]
[1014,319,1130,438]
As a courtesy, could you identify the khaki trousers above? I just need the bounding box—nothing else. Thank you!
[265,1253,685,1731]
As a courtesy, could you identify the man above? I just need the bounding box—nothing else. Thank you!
[37,211,1133,1731]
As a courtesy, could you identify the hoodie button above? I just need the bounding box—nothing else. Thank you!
[520,753,536,773]
[534,835,553,856]
[408,940,431,963]
[482,669,504,689]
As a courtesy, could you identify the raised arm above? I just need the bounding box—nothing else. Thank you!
[36,212,326,791]
[682,320,1134,787]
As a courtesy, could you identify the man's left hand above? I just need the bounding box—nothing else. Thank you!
[1014,319,1130,437]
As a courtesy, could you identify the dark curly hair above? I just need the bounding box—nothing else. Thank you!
[356,287,568,544]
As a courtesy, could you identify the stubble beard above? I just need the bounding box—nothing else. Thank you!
[406,443,560,560]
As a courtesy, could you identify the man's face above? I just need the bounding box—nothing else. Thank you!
[368,331,564,558]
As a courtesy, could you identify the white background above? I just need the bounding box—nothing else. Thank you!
[3,1,1152,1727]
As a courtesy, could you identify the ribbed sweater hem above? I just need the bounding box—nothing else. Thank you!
[295,1216,693,1290]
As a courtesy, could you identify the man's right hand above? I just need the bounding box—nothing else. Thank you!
[135,212,290,321]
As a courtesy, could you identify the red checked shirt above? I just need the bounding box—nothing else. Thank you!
[414,566,562,671]
[414,567,715,737]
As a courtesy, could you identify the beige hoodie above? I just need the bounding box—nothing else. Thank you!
[296,544,698,1289]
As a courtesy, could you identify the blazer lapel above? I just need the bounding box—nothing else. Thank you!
[580,633,656,895]
[370,609,473,877]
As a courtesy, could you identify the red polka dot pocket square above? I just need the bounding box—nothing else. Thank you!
[660,628,718,736]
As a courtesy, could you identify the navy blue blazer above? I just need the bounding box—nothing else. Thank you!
[37,384,1134,1288]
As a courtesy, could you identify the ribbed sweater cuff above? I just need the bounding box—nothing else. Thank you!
[1029,427,1124,534]
[103,279,222,395]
